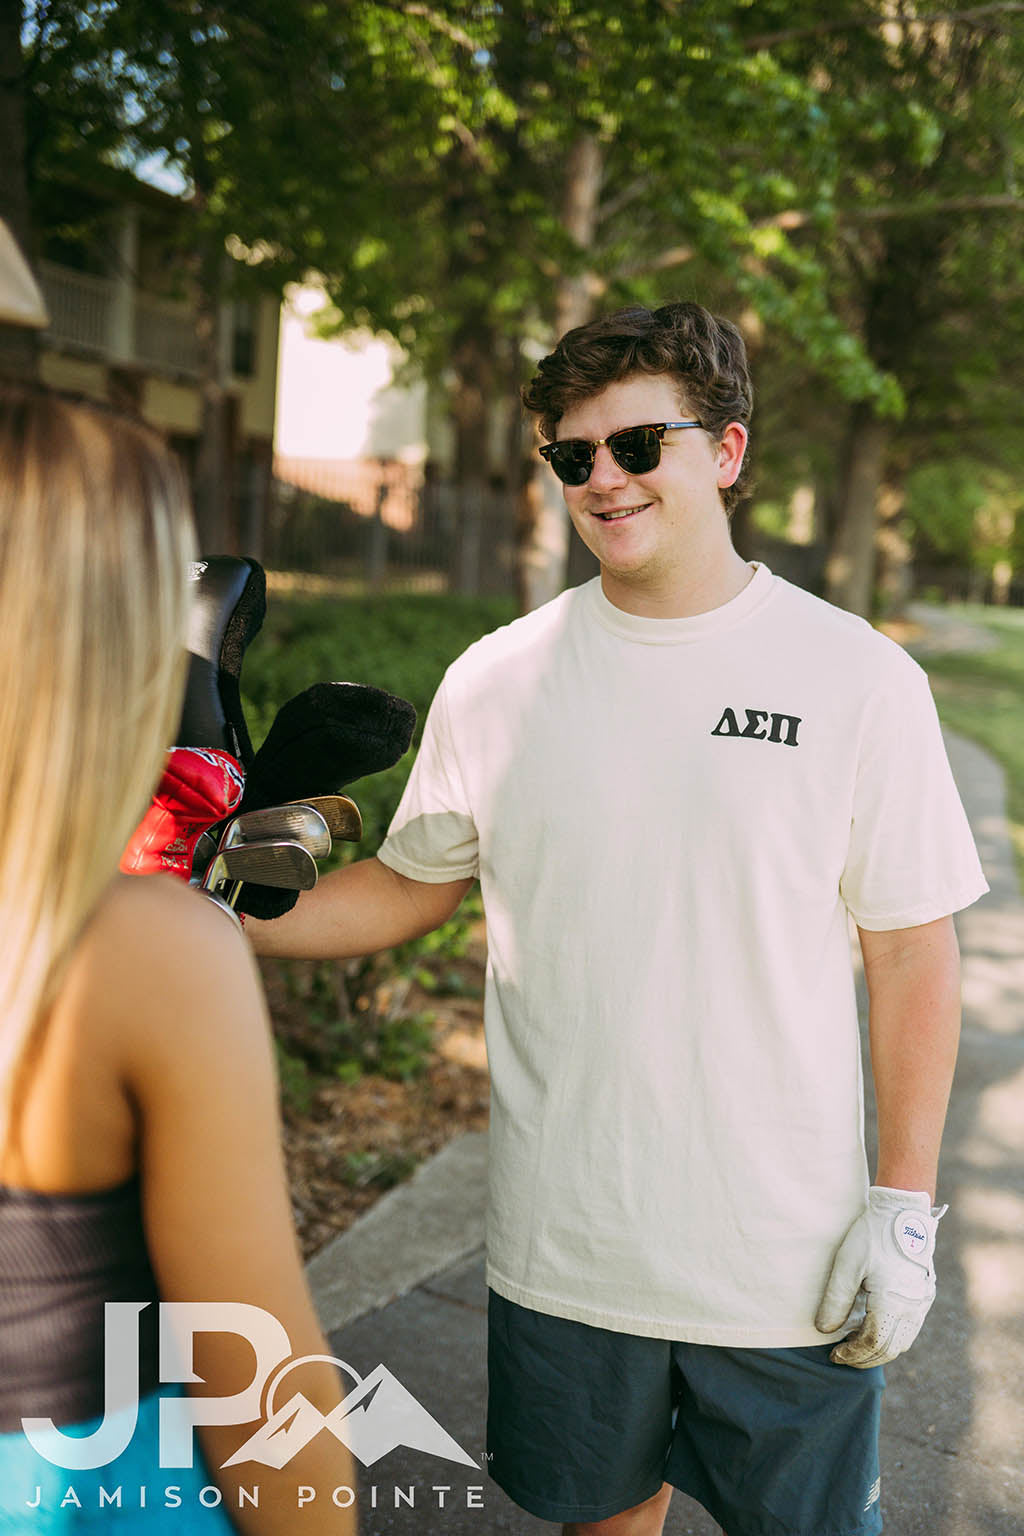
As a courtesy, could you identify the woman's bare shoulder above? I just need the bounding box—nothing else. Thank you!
[87,874,267,1041]
[100,872,244,953]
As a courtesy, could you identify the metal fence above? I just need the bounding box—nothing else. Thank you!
[265,467,1024,610]
[911,564,1024,608]
[747,537,1024,611]
[267,457,519,596]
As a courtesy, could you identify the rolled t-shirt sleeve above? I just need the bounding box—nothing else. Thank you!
[840,651,988,930]
[377,675,480,883]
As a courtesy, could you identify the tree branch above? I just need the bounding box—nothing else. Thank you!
[401,3,481,54]
[596,176,649,227]
[610,194,1024,283]
[745,5,1024,52]
[403,26,488,168]
[788,192,1024,225]
[611,241,695,283]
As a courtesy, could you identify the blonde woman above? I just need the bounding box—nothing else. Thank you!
[0,387,355,1532]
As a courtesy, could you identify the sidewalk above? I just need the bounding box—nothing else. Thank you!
[308,715,1024,1534]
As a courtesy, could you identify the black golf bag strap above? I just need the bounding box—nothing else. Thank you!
[178,557,267,769]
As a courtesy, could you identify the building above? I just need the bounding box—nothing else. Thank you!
[31,162,280,554]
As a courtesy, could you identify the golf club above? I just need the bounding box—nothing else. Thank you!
[200,839,318,916]
[285,793,362,843]
[191,801,334,886]
[218,802,332,860]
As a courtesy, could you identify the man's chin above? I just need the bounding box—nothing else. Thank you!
[596,550,660,583]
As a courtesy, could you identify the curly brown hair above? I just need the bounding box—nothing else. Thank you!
[522,301,753,514]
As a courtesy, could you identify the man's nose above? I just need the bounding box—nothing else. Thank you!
[587,443,628,489]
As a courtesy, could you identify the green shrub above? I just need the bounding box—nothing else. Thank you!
[243,590,508,1113]
[274,1039,316,1116]
[240,591,515,857]
[342,1150,418,1190]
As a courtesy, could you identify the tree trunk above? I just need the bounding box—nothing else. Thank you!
[991,560,1012,605]
[554,134,604,339]
[0,0,39,379]
[191,230,232,554]
[874,476,912,621]
[450,322,494,594]
[824,402,891,616]
[518,134,604,612]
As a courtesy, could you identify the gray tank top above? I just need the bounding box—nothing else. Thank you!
[0,1175,161,1430]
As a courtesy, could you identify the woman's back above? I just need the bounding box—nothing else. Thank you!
[0,385,356,1532]
[0,874,209,1437]
[0,873,149,1196]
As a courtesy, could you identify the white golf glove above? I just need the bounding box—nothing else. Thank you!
[815,1185,947,1368]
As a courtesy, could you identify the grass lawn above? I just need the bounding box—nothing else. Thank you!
[240,588,517,856]
[912,603,1024,878]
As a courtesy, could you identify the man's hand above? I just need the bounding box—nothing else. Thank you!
[815,1185,947,1368]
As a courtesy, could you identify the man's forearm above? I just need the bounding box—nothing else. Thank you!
[245,856,474,960]
[859,914,963,1200]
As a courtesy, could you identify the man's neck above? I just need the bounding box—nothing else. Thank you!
[600,543,754,620]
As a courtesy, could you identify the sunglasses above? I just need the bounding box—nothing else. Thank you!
[539,420,704,486]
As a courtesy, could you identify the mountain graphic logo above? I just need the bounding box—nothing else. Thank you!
[222,1355,477,1471]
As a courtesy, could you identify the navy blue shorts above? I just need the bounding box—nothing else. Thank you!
[487,1291,885,1534]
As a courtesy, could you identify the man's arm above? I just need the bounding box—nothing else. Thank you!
[859,913,962,1199]
[815,914,962,1364]
[244,855,475,960]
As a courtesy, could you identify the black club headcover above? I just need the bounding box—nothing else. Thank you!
[234,682,416,919]
[179,557,267,769]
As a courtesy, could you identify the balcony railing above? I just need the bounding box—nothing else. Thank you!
[135,291,201,374]
[38,261,114,354]
[37,260,201,377]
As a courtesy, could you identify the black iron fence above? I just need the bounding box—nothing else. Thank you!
[910,564,1024,608]
[266,462,1023,612]
[267,457,518,596]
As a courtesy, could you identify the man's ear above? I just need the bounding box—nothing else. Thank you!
[717,422,748,490]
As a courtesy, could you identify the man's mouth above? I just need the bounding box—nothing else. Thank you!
[593,503,651,522]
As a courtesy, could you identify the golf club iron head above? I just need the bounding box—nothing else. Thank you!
[285,793,362,842]
[201,838,319,910]
[218,802,331,860]
[191,802,334,885]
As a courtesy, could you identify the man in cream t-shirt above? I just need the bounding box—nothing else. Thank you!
[251,302,987,1536]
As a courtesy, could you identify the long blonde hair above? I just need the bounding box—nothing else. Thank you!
[0,388,197,1151]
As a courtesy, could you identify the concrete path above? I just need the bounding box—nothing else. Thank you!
[309,641,1024,1533]
[904,602,1000,657]
[859,729,1024,1536]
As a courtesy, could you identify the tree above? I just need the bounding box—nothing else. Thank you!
[349,2,1024,614]
[743,2,1024,613]
[307,1,901,607]
[21,0,357,549]
[1,0,41,375]
[22,0,1020,606]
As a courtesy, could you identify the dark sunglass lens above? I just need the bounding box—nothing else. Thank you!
[611,426,660,474]
[550,441,595,486]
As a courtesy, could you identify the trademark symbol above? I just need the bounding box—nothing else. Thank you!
[480,1451,494,1463]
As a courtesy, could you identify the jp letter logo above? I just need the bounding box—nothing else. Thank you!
[21,1302,476,1472]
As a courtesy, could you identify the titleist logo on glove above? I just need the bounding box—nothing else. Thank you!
[815,1185,948,1369]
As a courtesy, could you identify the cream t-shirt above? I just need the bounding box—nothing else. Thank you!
[377,564,988,1345]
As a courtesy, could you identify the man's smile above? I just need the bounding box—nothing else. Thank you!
[591,502,652,522]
